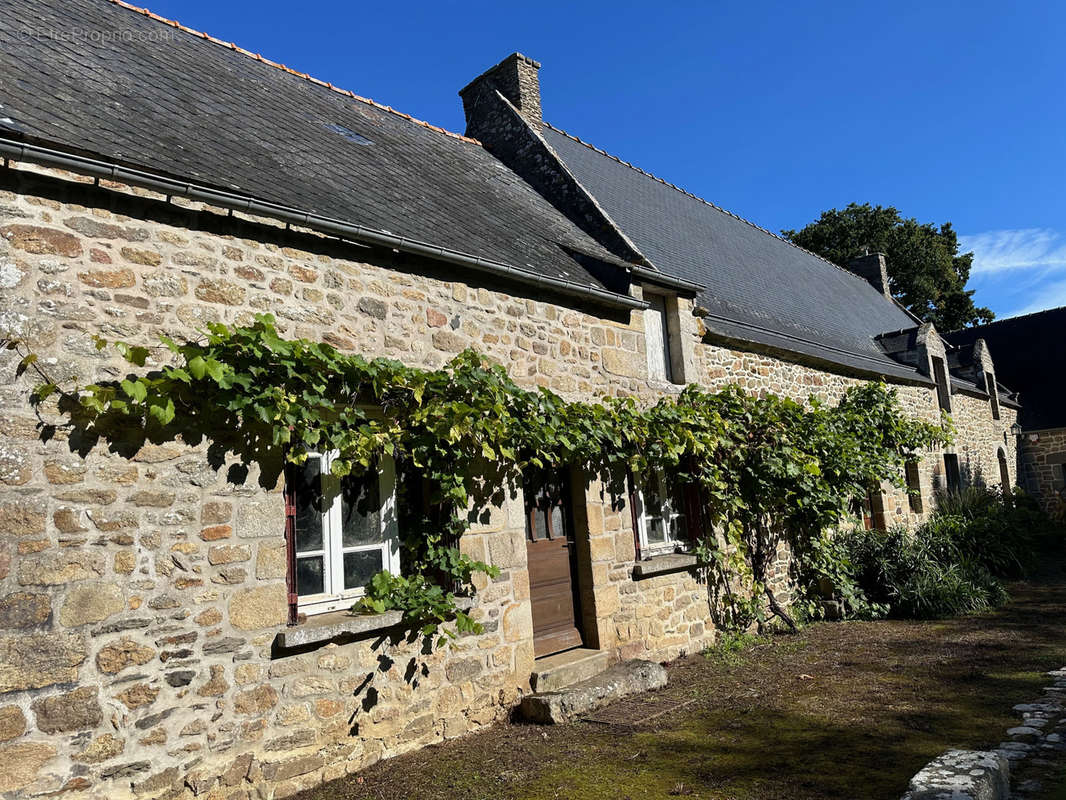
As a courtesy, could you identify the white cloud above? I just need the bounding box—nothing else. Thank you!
[1004,278,1066,317]
[959,228,1066,275]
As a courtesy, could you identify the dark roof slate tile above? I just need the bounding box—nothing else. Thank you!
[540,123,925,381]
[0,0,628,296]
[945,308,1064,429]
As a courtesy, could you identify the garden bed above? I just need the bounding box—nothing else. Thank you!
[295,561,1066,800]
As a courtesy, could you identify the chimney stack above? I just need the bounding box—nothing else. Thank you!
[847,252,892,299]
[459,53,542,130]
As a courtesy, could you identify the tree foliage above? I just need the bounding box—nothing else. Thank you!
[782,202,993,330]
[16,314,949,641]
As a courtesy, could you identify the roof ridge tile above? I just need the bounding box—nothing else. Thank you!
[540,120,875,284]
[105,0,480,145]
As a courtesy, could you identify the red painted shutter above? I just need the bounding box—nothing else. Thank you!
[627,470,642,561]
[682,483,702,544]
[283,465,299,626]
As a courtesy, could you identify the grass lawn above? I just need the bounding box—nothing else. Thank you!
[296,562,1066,800]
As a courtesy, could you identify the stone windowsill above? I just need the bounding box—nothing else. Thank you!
[632,552,699,579]
[275,596,474,649]
[645,379,685,395]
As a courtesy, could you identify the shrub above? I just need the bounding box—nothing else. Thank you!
[807,485,1062,621]
[844,525,1006,619]
[929,486,1059,579]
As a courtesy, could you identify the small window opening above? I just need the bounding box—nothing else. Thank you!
[905,460,924,514]
[944,453,962,493]
[931,356,951,412]
[644,291,684,384]
[634,470,690,557]
[997,449,1010,490]
[985,371,1001,420]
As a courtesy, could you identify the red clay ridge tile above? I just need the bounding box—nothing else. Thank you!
[104,0,479,146]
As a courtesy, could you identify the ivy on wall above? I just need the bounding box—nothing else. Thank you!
[14,314,950,641]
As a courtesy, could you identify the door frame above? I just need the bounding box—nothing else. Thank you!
[524,468,585,658]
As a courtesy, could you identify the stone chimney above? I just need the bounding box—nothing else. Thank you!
[847,251,892,299]
[459,53,542,128]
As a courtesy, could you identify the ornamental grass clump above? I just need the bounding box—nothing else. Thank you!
[821,486,1064,620]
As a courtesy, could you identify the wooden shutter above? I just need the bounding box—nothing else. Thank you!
[283,464,299,626]
[627,470,642,560]
[644,297,670,382]
[682,482,703,544]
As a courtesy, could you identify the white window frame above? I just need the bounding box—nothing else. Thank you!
[292,451,400,616]
[634,470,688,558]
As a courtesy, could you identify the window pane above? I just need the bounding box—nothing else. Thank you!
[644,478,665,519]
[646,516,668,545]
[670,486,689,540]
[549,504,564,540]
[343,549,384,591]
[296,556,324,596]
[341,472,381,547]
[292,458,324,553]
[671,513,688,541]
[530,507,547,540]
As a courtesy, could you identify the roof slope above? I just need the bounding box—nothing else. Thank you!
[945,307,1066,429]
[540,124,923,379]
[0,0,628,295]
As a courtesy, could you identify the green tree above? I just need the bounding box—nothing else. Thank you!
[782,203,993,330]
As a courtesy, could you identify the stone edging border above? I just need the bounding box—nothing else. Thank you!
[900,665,1066,800]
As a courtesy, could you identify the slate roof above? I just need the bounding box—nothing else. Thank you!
[0,0,631,299]
[540,124,927,381]
[945,308,1065,429]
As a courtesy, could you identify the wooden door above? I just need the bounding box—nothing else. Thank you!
[525,470,583,658]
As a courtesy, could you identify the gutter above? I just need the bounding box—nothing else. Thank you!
[701,310,936,385]
[627,265,704,296]
[0,137,648,313]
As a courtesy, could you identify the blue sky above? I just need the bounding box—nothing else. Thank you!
[148,0,1066,321]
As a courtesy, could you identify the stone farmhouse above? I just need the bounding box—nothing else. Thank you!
[0,1,1019,797]
[947,307,1066,515]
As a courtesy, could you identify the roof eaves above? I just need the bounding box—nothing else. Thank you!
[1,136,647,314]
[630,264,704,295]
[947,304,1066,336]
[701,310,933,384]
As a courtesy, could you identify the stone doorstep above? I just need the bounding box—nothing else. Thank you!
[530,648,610,693]
[520,659,668,724]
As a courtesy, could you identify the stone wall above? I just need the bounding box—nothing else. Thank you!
[694,331,1018,528]
[0,160,722,799]
[1018,428,1066,517]
[0,158,1020,800]
[950,393,1018,491]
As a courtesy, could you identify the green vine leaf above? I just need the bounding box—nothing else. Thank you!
[14,313,952,646]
